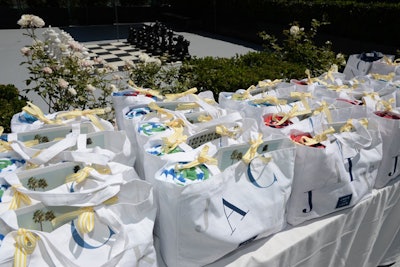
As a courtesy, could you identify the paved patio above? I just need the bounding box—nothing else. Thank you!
[0,24,260,111]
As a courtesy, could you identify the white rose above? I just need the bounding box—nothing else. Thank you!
[20,47,31,56]
[289,25,300,36]
[17,14,45,28]
[58,78,69,89]
[42,67,53,74]
[86,84,96,92]
[68,86,77,96]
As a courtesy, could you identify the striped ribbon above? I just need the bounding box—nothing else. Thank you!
[14,228,39,267]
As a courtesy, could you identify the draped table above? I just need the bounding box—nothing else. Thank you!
[155,176,399,267]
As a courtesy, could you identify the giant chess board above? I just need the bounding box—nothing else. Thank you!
[85,41,158,71]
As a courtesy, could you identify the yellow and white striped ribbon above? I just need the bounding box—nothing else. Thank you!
[128,82,164,99]
[242,133,263,164]
[299,127,335,146]
[65,166,94,184]
[22,102,60,125]
[9,185,32,210]
[56,109,106,131]
[164,88,198,101]
[147,102,174,120]
[175,145,217,170]
[313,101,333,124]
[14,228,39,267]
[162,127,187,154]
[51,207,95,235]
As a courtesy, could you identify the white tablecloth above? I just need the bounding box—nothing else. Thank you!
[203,176,400,267]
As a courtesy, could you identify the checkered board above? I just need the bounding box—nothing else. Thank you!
[85,41,157,71]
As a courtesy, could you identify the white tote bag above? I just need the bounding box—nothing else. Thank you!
[2,162,128,208]
[11,102,114,134]
[112,89,158,131]
[370,108,400,188]
[284,117,382,225]
[155,139,296,267]
[0,178,157,267]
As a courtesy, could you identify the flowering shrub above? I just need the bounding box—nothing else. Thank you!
[18,14,119,120]
[259,19,346,76]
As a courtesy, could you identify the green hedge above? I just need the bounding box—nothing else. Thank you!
[0,84,27,133]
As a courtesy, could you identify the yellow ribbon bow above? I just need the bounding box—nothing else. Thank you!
[56,109,106,131]
[305,69,317,85]
[9,185,32,210]
[257,79,282,89]
[22,102,60,125]
[370,72,395,82]
[147,102,174,120]
[383,56,400,66]
[14,228,39,267]
[129,83,164,100]
[340,118,369,133]
[0,126,12,152]
[363,91,379,100]
[299,127,335,146]
[65,166,94,184]
[162,127,187,154]
[290,91,312,111]
[252,95,287,106]
[376,98,395,112]
[197,114,213,122]
[231,85,255,100]
[323,64,339,82]
[164,87,198,101]
[165,118,186,128]
[242,133,263,164]
[175,145,217,170]
[215,125,239,139]
[313,101,333,124]
[273,104,309,126]
[52,207,95,235]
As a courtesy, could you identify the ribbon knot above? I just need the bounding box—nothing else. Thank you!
[215,125,240,139]
[257,79,282,89]
[363,91,379,100]
[165,88,198,101]
[299,127,335,146]
[232,85,254,100]
[128,82,164,99]
[175,145,217,170]
[323,65,339,82]
[313,101,332,123]
[162,127,187,154]
[370,72,395,82]
[272,104,309,126]
[242,133,263,164]
[148,102,174,120]
[376,98,395,112]
[290,91,312,111]
[0,126,12,152]
[383,56,400,66]
[22,102,60,125]
[52,207,95,235]
[197,114,213,122]
[56,109,106,131]
[9,185,32,210]
[165,118,185,128]
[14,228,39,267]
[65,166,94,184]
